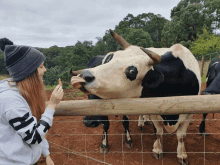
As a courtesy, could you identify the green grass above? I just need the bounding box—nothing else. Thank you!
[198,60,210,83]
[45,85,56,90]
[202,75,206,83]
[0,75,10,80]
[76,92,84,96]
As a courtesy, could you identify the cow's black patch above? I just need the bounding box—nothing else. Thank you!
[87,55,106,68]
[200,58,220,133]
[203,58,220,94]
[103,54,114,64]
[141,51,199,126]
[125,66,138,81]
[142,69,164,88]
[161,115,180,126]
[83,116,102,127]
[206,58,220,86]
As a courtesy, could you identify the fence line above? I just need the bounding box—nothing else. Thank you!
[49,140,112,165]
[52,118,218,122]
[54,94,220,116]
[45,94,220,164]
[47,116,220,164]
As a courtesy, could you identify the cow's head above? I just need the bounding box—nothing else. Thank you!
[71,30,163,99]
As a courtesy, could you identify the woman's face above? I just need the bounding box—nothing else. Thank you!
[37,62,47,80]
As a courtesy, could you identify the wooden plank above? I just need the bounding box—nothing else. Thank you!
[200,55,205,77]
[53,94,220,116]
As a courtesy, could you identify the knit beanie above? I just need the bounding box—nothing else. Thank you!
[0,38,46,82]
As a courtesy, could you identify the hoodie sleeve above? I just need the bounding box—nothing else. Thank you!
[2,93,55,145]
[40,138,50,157]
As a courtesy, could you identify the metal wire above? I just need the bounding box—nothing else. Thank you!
[47,117,220,165]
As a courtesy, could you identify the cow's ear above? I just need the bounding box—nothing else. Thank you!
[142,69,164,88]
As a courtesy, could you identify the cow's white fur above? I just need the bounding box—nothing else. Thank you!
[138,115,150,127]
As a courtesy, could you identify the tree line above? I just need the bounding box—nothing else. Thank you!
[0,0,220,88]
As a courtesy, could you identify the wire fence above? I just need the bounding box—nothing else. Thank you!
[43,114,220,165]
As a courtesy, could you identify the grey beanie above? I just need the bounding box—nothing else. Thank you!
[0,38,46,82]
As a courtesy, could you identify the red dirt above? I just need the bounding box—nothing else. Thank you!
[38,82,220,165]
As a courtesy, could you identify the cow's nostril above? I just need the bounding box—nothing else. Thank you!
[85,76,95,83]
[80,70,95,83]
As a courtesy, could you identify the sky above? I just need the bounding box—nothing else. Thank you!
[0,0,181,48]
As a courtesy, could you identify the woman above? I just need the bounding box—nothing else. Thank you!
[0,38,64,165]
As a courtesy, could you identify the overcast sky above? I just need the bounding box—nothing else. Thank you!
[0,0,181,48]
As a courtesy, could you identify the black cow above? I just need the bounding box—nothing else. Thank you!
[199,58,220,134]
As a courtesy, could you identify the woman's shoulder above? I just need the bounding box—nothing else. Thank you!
[0,90,29,113]
[0,89,23,100]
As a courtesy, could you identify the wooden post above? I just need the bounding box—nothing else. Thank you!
[53,94,220,116]
[200,55,205,77]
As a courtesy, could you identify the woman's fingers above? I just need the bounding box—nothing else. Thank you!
[58,78,63,86]
[49,79,64,105]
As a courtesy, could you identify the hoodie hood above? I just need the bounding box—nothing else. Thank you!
[0,78,18,93]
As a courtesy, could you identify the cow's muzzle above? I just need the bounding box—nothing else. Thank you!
[79,70,95,83]
[70,69,95,94]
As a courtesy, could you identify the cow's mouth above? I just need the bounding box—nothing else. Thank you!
[79,86,89,94]
[71,76,91,94]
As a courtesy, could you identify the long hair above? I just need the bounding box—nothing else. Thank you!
[13,70,47,121]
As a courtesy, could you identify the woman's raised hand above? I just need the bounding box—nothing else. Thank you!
[47,78,64,110]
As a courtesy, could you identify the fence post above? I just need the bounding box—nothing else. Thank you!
[200,55,205,77]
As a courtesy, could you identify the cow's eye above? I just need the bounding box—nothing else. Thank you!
[103,54,114,64]
[125,66,138,81]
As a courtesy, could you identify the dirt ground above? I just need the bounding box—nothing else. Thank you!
[38,82,220,165]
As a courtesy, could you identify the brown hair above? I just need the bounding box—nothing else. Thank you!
[12,70,47,121]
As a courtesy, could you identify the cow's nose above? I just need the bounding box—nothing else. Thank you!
[80,70,95,83]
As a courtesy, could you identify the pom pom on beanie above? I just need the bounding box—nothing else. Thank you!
[0,38,13,52]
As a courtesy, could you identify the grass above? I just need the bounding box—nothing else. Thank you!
[198,60,210,83]
[76,92,84,96]
[202,75,206,83]
[45,85,57,90]
[0,75,10,80]
[45,84,72,91]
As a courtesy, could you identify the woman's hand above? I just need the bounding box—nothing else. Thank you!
[47,78,64,110]
[45,154,54,165]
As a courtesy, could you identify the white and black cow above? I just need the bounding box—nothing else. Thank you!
[199,58,220,134]
[70,30,201,165]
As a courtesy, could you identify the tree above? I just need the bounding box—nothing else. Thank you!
[162,0,220,48]
[124,28,153,48]
[0,54,9,75]
[115,13,168,48]
[190,28,220,60]
[138,13,169,47]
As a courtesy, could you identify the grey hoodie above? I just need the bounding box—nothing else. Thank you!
[0,78,54,165]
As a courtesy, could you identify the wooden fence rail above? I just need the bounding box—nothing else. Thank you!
[53,94,220,116]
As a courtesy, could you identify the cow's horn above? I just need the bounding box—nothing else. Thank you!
[140,47,161,65]
[70,68,83,76]
[110,29,130,50]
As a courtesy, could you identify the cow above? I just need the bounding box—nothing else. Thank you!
[199,58,220,134]
[70,30,201,165]
[71,55,134,153]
